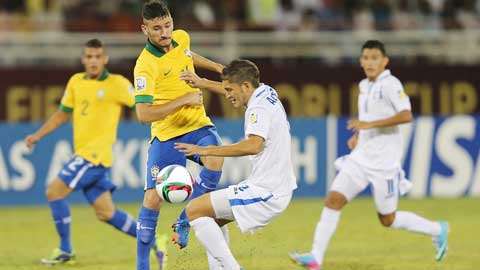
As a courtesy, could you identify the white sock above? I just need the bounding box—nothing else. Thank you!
[311,207,341,265]
[190,217,240,270]
[391,211,441,236]
[208,225,230,270]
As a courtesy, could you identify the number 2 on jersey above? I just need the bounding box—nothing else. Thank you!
[81,100,89,115]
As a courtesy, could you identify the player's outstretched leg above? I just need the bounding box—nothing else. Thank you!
[388,211,449,261]
[289,252,321,270]
[172,168,221,249]
[105,208,137,237]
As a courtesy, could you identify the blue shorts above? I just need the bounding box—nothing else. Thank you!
[145,126,222,190]
[58,156,116,204]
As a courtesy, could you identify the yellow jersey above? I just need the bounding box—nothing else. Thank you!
[60,70,135,167]
[134,30,213,141]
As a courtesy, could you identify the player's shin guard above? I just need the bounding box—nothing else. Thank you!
[179,168,222,221]
[191,217,240,270]
[49,199,72,253]
[137,206,159,270]
[207,225,229,270]
[107,209,137,237]
[390,211,442,236]
[311,207,341,265]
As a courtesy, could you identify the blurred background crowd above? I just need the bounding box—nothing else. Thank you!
[1,0,479,32]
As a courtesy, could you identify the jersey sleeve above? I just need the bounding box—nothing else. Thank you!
[59,75,76,112]
[134,60,157,104]
[116,76,135,109]
[245,106,270,140]
[386,79,411,112]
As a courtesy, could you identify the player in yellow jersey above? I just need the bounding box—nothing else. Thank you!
[23,39,166,267]
[134,1,227,270]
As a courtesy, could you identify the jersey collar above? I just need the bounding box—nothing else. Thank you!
[247,83,267,107]
[146,39,179,57]
[371,69,391,82]
[83,69,110,81]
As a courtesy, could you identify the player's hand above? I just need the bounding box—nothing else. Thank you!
[181,91,203,106]
[347,134,358,150]
[174,142,208,156]
[24,134,40,150]
[180,70,204,88]
[347,119,373,132]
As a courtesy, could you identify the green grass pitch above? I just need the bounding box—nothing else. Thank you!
[0,197,479,270]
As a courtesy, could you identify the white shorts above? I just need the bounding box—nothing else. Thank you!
[210,183,292,233]
[330,157,401,215]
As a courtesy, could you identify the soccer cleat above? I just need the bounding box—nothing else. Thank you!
[433,221,449,261]
[152,233,168,270]
[40,248,76,265]
[171,219,190,249]
[289,252,321,270]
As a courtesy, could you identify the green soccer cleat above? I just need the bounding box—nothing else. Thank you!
[40,248,76,265]
[152,233,168,270]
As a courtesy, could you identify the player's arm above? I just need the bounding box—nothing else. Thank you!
[347,132,359,150]
[180,70,225,95]
[135,92,203,124]
[347,110,413,132]
[24,109,70,149]
[192,51,224,74]
[175,134,264,157]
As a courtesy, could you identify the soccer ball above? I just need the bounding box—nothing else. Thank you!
[155,165,194,203]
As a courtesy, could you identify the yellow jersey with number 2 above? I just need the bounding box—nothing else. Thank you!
[60,70,135,167]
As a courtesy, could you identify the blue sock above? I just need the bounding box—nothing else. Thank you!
[49,199,72,253]
[179,168,222,221]
[107,209,137,237]
[137,206,159,270]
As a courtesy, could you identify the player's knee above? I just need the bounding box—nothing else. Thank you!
[185,199,199,221]
[378,213,395,227]
[186,197,207,221]
[324,191,347,210]
[45,185,59,201]
[95,209,113,222]
[203,156,224,171]
[142,189,162,210]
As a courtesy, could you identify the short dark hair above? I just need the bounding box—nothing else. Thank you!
[221,59,260,88]
[142,0,170,20]
[362,40,386,56]
[85,38,103,48]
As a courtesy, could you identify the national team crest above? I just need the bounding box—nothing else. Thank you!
[97,89,105,99]
[151,165,160,179]
[184,49,192,58]
[250,113,257,124]
[136,77,146,91]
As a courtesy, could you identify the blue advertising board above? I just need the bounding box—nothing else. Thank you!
[1,116,480,206]
[0,119,327,205]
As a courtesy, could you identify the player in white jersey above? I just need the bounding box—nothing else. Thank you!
[290,40,449,270]
[175,59,297,270]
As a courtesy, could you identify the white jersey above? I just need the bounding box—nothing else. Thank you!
[242,84,297,196]
[349,69,411,173]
